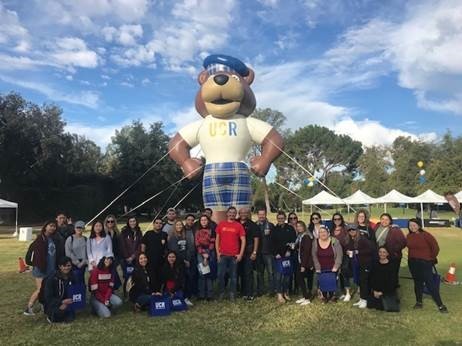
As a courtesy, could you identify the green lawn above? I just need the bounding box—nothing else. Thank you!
[0,223,461,345]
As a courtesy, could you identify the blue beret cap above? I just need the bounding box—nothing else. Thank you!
[203,54,249,77]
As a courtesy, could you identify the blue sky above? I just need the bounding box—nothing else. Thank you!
[0,0,461,149]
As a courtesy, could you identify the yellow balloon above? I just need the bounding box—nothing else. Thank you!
[417,161,424,168]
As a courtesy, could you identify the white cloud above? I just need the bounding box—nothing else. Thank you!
[0,3,29,47]
[333,117,438,147]
[0,74,99,108]
[0,53,54,70]
[102,24,143,46]
[257,0,279,8]
[51,37,100,68]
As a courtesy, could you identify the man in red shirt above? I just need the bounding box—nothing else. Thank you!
[216,206,246,300]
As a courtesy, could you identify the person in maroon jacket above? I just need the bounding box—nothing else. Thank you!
[294,221,314,306]
[407,218,448,313]
[24,220,58,316]
[374,213,406,278]
[345,224,375,308]
[119,216,142,297]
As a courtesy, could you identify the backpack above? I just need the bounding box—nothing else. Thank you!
[126,276,134,294]
[25,242,34,266]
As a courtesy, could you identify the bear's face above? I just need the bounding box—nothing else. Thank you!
[195,69,256,119]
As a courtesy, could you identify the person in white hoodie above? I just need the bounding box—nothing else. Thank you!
[87,220,113,271]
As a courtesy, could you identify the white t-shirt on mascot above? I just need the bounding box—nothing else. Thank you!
[179,114,273,164]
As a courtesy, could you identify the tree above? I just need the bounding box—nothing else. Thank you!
[278,125,363,187]
[357,146,391,196]
[249,108,287,212]
[389,137,434,196]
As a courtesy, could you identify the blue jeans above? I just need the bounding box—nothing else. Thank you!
[135,294,151,309]
[257,254,276,294]
[197,254,213,298]
[91,294,123,318]
[218,255,237,296]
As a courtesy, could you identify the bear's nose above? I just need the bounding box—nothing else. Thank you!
[213,74,229,85]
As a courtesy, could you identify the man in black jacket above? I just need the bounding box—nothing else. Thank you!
[255,208,276,296]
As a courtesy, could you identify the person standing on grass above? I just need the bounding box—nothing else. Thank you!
[56,211,74,240]
[119,216,142,297]
[287,212,299,295]
[24,220,58,316]
[444,191,461,227]
[271,211,297,304]
[184,214,198,298]
[216,206,246,301]
[141,217,168,279]
[294,221,314,306]
[374,213,406,280]
[89,256,123,318]
[330,213,350,302]
[195,215,216,300]
[238,207,260,301]
[354,209,376,242]
[64,220,87,285]
[104,214,122,290]
[130,253,161,312]
[256,208,276,297]
[162,208,177,238]
[312,225,343,304]
[308,212,323,239]
[87,221,113,272]
[407,218,448,313]
[168,220,194,306]
[345,224,375,309]
[367,247,400,312]
[43,256,75,324]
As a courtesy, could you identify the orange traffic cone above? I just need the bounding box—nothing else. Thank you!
[444,263,457,284]
[18,257,30,273]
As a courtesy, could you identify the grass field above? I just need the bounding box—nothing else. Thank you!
[0,215,461,345]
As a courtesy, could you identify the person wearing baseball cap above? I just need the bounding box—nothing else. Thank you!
[64,220,88,285]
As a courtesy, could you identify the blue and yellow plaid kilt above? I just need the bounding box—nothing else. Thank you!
[203,162,251,211]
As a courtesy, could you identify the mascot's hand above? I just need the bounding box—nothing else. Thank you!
[182,158,203,179]
[250,156,271,177]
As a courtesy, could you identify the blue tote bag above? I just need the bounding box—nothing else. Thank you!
[318,271,337,292]
[67,283,86,310]
[170,291,188,312]
[423,266,441,295]
[149,294,172,317]
[276,257,293,276]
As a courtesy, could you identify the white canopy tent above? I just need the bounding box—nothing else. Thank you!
[375,189,415,212]
[302,190,346,206]
[455,191,462,201]
[413,190,447,225]
[343,190,377,205]
[0,198,18,236]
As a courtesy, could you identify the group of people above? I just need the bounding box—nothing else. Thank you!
[23,207,448,323]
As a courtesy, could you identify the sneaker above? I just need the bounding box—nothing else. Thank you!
[358,299,367,309]
[46,317,52,324]
[438,305,448,313]
[283,294,291,301]
[295,298,306,304]
[247,296,255,301]
[353,300,362,306]
[413,302,423,309]
[184,298,194,307]
[300,299,311,306]
[23,306,35,316]
[343,294,351,302]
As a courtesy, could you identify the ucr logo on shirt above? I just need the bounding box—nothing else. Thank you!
[155,302,166,309]
[72,293,82,302]
[209,121,237,137]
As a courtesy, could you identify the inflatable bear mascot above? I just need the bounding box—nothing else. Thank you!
[169,54,284,223]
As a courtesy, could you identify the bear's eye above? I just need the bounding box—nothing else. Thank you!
[231,74,240,81]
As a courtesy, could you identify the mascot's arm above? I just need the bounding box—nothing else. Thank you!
[168,133,203,179]
[250,128,284,177]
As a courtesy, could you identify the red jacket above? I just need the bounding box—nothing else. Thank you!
[89,267,114,303]
[375,224,407,259]
[30,234,49,272]
[407,231,439,262]
[195,228,215,255]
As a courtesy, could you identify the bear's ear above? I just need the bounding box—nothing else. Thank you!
[198,70,209,85]
[243,68,255,85]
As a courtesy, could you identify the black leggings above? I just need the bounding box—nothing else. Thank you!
[296,268,314,299]
[408,258,443,307]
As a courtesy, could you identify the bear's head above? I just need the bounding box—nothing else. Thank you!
[195,55,256,118]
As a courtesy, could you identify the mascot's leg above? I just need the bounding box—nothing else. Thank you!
[202,162,252,224]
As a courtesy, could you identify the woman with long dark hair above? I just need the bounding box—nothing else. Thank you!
[89,256,123,317]
[119,216,142,296]
[24,220,58,316]
[308,212,323,239]
[354,209,376,241]
[294,221,314,306]
[407,218,448,313]
[87,220,113,271]
[330,213,350,301]
[161,251,185,296]
[195,215,216,300]
[129,252,161,312]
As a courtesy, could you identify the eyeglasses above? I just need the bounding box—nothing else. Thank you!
[106,220,115,224]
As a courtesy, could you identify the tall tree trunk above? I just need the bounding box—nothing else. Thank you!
[262,176,271,213]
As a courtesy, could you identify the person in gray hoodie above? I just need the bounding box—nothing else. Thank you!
[64,220,88,284]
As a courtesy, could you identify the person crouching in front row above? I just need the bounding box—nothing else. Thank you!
[89,255,123,318]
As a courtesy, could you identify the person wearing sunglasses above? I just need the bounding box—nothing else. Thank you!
[287,212,298,229]
[330,213,350,301]
[308,212,323,239]
[43,256,76,323]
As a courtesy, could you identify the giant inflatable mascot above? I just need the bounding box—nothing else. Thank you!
[169,55,284,223]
